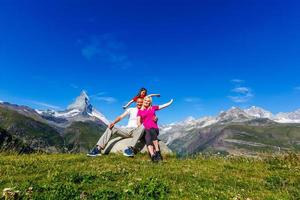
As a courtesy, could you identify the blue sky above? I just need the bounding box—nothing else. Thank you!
[0,0,300,124]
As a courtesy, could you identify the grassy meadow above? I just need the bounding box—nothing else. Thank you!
[0,153,300,200]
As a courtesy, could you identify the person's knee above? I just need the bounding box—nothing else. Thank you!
[152,134,158,141]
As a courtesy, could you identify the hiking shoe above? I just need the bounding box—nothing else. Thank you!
[155,151,163,161]
[87,147,101,157]
[123,146,134,157]
[151,154,158,162]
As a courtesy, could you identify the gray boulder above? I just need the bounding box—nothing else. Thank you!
[103,137,172,154]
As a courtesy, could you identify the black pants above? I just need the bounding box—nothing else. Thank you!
[145,128,159,146]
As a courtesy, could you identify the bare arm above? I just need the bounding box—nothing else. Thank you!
[109,110,129,129]
[158,99,174,110]
[123,99,134,109]
[147,93,161,98]
[137,116,142,126]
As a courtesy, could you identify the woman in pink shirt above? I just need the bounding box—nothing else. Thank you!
[137,96,173,162]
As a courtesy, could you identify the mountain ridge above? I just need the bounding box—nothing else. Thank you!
[160,106,300,155]
[36,91,109,127]
[1,92,300,155]
[0,91,109,153]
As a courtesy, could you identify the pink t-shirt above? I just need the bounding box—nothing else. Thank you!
[137,105,159,130]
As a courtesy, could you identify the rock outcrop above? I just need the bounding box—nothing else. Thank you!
[104,137,172,154]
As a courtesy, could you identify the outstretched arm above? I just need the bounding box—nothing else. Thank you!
[147,93,161,98]
[158,99,174,110]
[123,100,134,109]
[109,110,129,129]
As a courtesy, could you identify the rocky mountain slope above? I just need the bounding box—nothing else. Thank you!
[0,91,108,153]
[0,106,64,153]
[160,106,300,155]
[36,91,109,127]
[1,92,300,155]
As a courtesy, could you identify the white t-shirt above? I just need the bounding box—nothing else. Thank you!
[124,107,138,128]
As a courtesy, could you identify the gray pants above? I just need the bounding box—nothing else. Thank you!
[96,125,145,149]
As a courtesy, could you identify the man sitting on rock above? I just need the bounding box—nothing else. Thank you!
[87,97,146,157]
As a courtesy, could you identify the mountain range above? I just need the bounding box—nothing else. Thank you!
[0,91,108,153]
[1,91,300,155]
[160,106,300,155]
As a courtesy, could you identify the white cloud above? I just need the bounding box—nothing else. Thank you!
[229,86,254,103]
[231,87,250,94]
[231,79,244,84]
[29,101,61,110]
[228,93,254,103]
[228,78,254,103]
[294,86,300,91]
[94,96,117,104]
[90,92,107,98]
[184,97,201,103]
[91,91,117,104]
[81,34,132,69]
[70,84,79,89]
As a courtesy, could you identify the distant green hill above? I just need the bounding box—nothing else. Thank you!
[0,106,107,153]
[169,121,300,155]
[0,107,64,152]
[63,121,106,152]
[0,128,34,153]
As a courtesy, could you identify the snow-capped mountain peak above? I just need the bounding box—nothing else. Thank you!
[217,107,251,122]
[156,105,300,148]
[244,106,273,118]
[38,91,109,126]
[183,116,196,124]
[67,90,90,111]
[275,109,300,123]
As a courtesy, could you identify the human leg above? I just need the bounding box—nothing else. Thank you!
[151,129,163,161]
[96,127,131,149]
[152,129,160,152]
[127,126,145,149]
[145,130,155,156]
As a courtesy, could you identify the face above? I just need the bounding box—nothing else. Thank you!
[143,98,151,108]
[136,98,143,109]
[140,90,146,96]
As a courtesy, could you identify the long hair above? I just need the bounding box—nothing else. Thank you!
[137,87,147,97]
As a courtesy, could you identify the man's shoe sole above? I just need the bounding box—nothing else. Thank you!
[123,152,134,157]
[86,154,101,157]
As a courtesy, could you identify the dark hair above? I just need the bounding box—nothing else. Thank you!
[137,87,147,96]
[136,97,144,101]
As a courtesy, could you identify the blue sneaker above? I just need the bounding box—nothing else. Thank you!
[123,147,134,157]
[87,147,101,157]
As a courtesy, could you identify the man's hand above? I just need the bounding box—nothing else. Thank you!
[109,122,115,129]
[153,116,158,122]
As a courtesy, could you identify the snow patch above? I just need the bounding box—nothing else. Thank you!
[90,110,110,125]
[244,106,273,118]
[37,91,110,125]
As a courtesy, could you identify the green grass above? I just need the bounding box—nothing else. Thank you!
[0,153,300,200]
